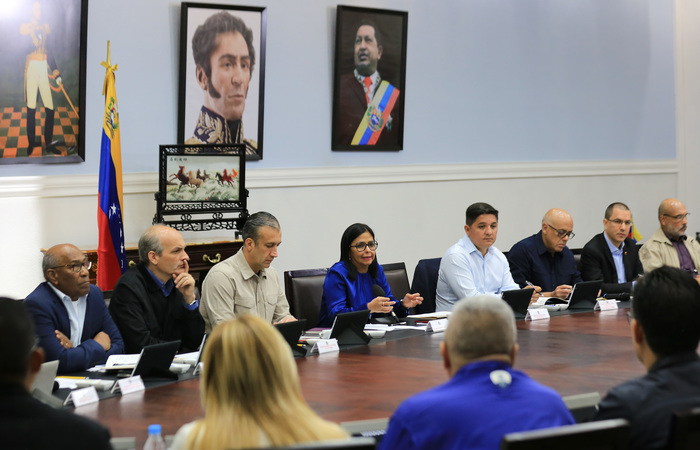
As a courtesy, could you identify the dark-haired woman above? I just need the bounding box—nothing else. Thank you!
[317,223,422,327]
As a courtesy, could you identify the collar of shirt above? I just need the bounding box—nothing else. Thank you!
[534,230,554,257]
[47,282,88,345]
[649,351,700,373]
[664,231,687,243]
[47,282,87,305]
[461,234,493,260]
[603,233,625,255]
[353,69,381,98]
[233,248,267,281]
[146,267,174,297]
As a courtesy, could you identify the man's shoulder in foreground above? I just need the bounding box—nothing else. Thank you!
[0,384,111,450]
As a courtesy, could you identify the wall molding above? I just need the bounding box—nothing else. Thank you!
[0,159,678,198]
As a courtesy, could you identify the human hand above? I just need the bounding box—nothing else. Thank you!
[55,330,73,349]
[401,293,423,309]
[524,285,542,303]
[173,259,196,304]
[93,331,111,351]
[369,296,395,313]
[552,285,573,299]
[274,315,297,324]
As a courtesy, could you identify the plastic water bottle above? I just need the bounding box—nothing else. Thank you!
[143,424,166,450]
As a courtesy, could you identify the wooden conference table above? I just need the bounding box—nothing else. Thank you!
[75,306,643,447]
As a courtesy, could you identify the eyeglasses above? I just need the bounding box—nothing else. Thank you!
[52,261,92,273]
[608,219,633,226]
[663,213,690,221]
[350,241,378,252]
[546,224,575,240]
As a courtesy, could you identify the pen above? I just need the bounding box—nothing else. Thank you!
[56,376,88,380]
[525,281,536,288]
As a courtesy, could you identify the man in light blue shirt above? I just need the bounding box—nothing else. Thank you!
[436,203,539,312]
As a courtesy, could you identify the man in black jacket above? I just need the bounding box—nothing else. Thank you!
[581,202,644,297]
[593,266,700,449]
[109,225,205,354]
[0,297,111,449]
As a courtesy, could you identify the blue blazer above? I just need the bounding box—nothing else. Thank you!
[24,283,124,374]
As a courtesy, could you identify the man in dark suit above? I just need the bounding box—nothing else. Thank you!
[581,202,644,297]
[334,20,401,147]
[24,244,124,374]
[0,297,112,449]
[109,225,205,354]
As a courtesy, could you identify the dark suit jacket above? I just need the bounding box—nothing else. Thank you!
[334,73,401,146]
[109,263,205,354]
[0,383,111,450]
[24,283,124,374]
[581,233,644,295]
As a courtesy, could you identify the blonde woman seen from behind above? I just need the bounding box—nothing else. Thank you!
[170,315,348,449]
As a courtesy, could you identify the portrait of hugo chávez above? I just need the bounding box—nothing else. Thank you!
[332,6,408,151]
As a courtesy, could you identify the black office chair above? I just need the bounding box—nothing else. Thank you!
[669,407,700,450]
[500,418,630,450]
[284,268,328,330]
[381,262,410,301]
[410,257,441,314]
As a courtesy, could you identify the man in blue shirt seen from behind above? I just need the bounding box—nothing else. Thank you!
[436,202,540,312]
[507,208,582,299]
[381,295,574,450]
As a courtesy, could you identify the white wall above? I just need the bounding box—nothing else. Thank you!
[0,160,677,298]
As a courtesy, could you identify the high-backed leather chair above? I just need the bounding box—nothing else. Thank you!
[284,268,328,330]
[500,418,630,450]
[381,262,410,301]
[669,407,700,450]
[410,257,441,314]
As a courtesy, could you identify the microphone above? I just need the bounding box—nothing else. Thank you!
[603,292,631,301]
[371,284,385,298]
[370,284,399,324]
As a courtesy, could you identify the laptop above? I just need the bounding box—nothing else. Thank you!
[502,289,533,319]
[274,319,308,358]
[567,280,603,310]
[330,310,371,345]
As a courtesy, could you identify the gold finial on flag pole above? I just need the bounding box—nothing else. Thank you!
[101,40,118,95]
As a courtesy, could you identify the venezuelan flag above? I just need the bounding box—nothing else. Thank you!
[628,223,643,243]
[351,81,400,145]
[97,51,126,290]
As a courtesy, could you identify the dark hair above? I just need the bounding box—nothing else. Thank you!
[357,19,382,48]
[339,223,378,281]
[632,266,700,356]
[0,298,36,383]
[241,211,280,243]
[192,11,256,81]
[604,202,630,220]
[466,202,498,226]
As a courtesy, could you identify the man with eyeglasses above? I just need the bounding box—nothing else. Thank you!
[24,244,124,373]
[507,208,582,299]
[201,211,295,333]
[639,198,700,278]
[581,202,644,297]
[0,297,112,448]
[436,202,539,312]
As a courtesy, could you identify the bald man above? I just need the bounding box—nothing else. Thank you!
[507,209,582,298]
[24,244,124,373]
[639,199,700,277]
[109,225,205,354]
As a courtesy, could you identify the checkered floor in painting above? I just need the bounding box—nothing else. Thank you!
[0,106,79,158]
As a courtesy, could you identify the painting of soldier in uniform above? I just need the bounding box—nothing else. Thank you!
[0,0,87,164]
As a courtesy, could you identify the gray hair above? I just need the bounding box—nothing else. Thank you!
[241,211,280,242]
[41,250,61,279]
[445,295,517,361]
[138,225,167,262]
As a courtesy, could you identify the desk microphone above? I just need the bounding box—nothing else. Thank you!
[371,285,399,324]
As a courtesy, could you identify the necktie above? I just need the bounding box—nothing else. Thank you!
[364,77,372,105]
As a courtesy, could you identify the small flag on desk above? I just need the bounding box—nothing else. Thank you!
[97,42,126,290]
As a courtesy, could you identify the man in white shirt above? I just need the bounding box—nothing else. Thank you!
[436,203,539,312]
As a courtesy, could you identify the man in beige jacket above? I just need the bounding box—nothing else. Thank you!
[639,198,700,277]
